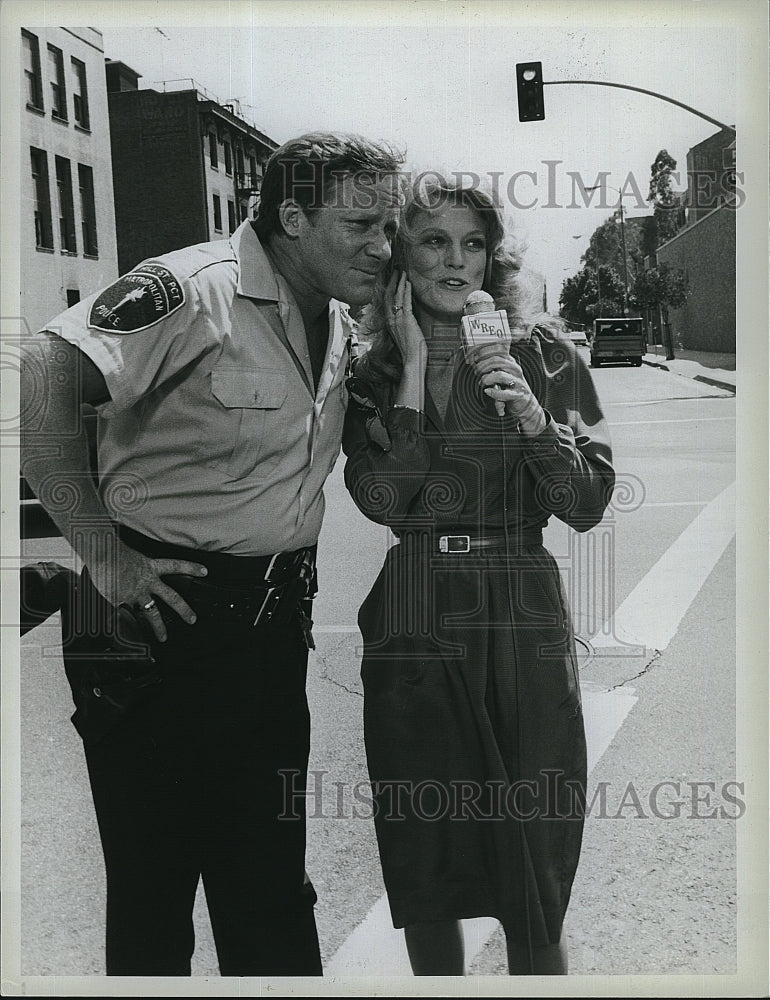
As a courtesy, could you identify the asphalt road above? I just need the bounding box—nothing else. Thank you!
[10,353,759,994]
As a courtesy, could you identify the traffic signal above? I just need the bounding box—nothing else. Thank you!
[516,62,545,122]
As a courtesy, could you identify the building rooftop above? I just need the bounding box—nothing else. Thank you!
[127,76,277,146]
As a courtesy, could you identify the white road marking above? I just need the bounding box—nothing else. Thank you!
[327,481,734,976]
[315,626,362,633]
[608,416,735,425]
[581,682,639,773]
[604,396,733,407]
[591,480,735,650]
[636,501,707,507]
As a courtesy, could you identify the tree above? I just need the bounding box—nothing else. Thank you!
[559,271,590,326]
[633,262,690,359]
[583,213,636,277]
[648,149,685,246]
[560,208,636,324]
[638,215,659,263]
[559,263,625,326]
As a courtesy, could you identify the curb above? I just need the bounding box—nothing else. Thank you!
[691,374,737,394]
[642,358,736,394]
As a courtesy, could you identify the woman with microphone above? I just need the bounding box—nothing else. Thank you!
[342,177,614,975]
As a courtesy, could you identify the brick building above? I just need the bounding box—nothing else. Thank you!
[105,63,278,274]
[685,126,736,224]
[21,26,119,334]
[655,127,737,352]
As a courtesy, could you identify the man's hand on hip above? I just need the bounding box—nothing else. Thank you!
[89,543,209,643]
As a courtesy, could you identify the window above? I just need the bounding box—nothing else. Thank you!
[208,132,218,168]
[227,200,236,234]
[249,154,258,189]
[30,148,53,249]
[47,44,67,120]
[78,163,98,256]
[55,156,76,252]
[66,289,80,307]
[213,194,222,232]
[22,30,44,109]
[223,140,232,175]
[236,146,245,181]
[70,57,89,129]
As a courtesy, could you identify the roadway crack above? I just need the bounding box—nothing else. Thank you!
[609,648,662,690]
[318,657,363,698]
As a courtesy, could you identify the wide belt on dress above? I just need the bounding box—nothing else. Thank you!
[394,527,544,553]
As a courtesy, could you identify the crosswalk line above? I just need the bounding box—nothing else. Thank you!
[591,480,735,650]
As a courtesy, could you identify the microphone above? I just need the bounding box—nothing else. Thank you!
[461,290,529,415]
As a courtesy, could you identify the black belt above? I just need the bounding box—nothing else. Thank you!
[117,525,314,586]
[396,528,544,553]
[437,534,508,553]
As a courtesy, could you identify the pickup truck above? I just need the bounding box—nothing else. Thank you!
[589,317,646,368]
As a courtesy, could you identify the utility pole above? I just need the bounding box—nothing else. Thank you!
[592,253,603,314]
[618,199,629,314]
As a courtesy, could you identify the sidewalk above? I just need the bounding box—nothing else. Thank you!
[643,345,736,393]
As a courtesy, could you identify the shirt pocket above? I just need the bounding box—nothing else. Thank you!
[200,365,289,478]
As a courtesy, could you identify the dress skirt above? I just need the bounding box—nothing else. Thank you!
[357,533,587,946]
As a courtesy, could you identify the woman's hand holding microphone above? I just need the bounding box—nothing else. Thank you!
[472,352,547,436]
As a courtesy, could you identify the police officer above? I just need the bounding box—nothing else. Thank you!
[20,133,404,976]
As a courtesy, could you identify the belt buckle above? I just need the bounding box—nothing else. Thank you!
[439,534,470,554]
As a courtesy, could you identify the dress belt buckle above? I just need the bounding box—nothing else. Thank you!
[439,534,470,554]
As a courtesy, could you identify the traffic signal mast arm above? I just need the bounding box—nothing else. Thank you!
[542,79,734,133]
[515,62,734,134]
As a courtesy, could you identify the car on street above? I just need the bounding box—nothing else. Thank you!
[567,325,588,347]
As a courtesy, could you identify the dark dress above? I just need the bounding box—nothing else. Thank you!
[342,329,615,946]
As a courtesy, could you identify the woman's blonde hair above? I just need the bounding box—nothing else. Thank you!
[356,175,558,385]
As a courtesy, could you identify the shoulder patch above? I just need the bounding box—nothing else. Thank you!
[88,263,186,334]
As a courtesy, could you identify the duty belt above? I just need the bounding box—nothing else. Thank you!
[162,573,317,648]
[116,526,317,645]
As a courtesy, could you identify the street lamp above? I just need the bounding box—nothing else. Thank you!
[585,184,630,315]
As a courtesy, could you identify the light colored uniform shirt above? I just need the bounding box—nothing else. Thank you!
[42,221,353,555]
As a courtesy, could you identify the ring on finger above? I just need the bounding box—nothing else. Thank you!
[142,599,157,612]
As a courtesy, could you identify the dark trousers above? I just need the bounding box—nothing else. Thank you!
[62,562,322,977]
